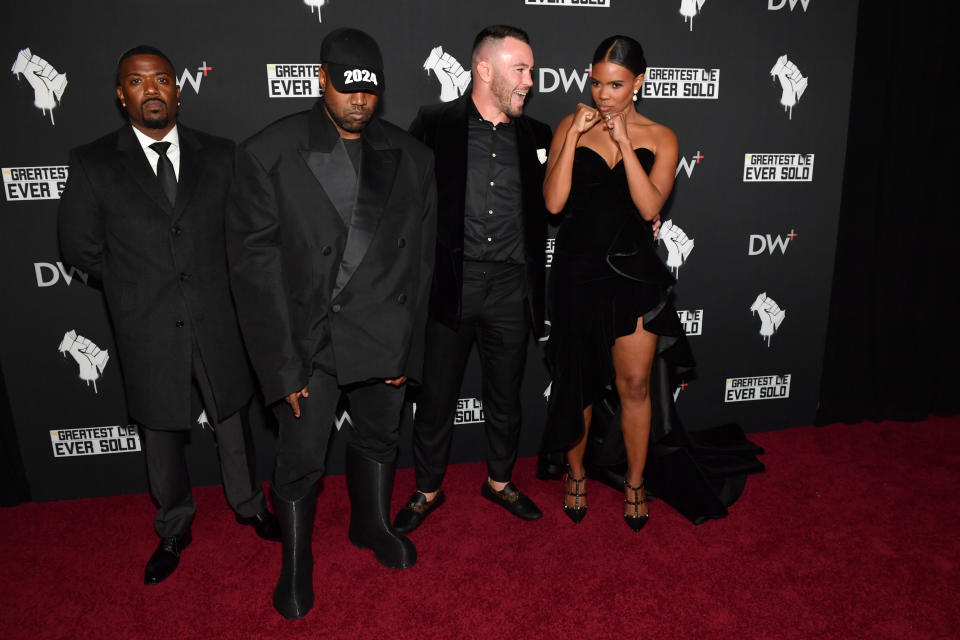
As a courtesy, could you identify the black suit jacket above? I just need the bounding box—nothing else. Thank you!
[58,124,254,431]
[226,103,437,405]
[409,94,552,336]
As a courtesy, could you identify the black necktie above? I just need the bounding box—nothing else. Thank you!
[149,141,177,205]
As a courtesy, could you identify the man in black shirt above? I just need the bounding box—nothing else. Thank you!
[228,28,436,619]
[394,25,552,534]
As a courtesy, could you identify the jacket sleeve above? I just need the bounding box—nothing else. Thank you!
[405,153,438,384]
[408,107,428,145]
[226,144,307,405]
[57,150,104,282]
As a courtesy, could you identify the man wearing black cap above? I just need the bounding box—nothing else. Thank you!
[227,28,436,620]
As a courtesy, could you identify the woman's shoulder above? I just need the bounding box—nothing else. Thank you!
[630,116,677,153]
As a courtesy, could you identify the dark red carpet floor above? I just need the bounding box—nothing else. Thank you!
[2,417,959,639]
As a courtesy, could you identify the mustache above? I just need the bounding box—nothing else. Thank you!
[141,98,167,109]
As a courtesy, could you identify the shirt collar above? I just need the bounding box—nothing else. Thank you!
[469,98,512,128]
[131,124,180,154]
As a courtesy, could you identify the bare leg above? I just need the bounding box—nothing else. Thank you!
[564,405,592,509]
[612,318,658,518]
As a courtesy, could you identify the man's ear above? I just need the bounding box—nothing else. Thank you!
[475,60,492,84]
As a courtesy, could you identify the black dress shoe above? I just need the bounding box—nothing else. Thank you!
[237,511,282,542]
[393,489,445,535]
[536,452,565,480]
[144,530,192,585]
[480,480,543,521]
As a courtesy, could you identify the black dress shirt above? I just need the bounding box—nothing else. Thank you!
[463,101,525,264]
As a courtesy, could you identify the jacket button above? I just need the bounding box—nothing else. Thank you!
[332,304,341,313]
[179,272,190,282]
[397,293,407,304]
[322,246,332,256]
[171,225,182,236]
[397,238,406,248]
[176,320,184,328]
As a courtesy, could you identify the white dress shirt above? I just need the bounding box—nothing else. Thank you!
[131,125,181,181]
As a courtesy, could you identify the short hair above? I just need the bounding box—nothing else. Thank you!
[592,35,647,76]
[115,45,175,85]
[471,25,530,62]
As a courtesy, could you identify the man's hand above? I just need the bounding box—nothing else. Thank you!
[285,386,309,418]
[384,376,407,387]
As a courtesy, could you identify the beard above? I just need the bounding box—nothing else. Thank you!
[491,73,526,119]
[141,100,170,129]
[324,100,372,134]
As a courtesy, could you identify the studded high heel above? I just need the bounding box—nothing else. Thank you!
[562,469,587,524]
[623,479,649,532]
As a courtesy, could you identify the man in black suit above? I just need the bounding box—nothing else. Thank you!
[393,25,552,534]
[58,46,279,586]
[227,28,436,620]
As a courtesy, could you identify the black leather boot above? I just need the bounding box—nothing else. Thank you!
[345,446,417,569]
[271,482,318,619]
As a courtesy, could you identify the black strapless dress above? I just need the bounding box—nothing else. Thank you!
[544,147,764,524]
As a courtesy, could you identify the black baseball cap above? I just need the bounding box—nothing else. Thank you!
[321,28,383,95]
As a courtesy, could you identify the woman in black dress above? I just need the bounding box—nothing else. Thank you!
[542,36,762,530]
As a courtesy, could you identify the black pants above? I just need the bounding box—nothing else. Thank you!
[412,261,529,492]
[140,347,266,538]
[272,367,406,499]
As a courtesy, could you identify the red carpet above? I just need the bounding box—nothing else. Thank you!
[2,417,959,640]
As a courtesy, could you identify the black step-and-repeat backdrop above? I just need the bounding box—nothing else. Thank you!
[0,0,859,501]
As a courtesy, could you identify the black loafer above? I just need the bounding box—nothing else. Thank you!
[536,451,565,480]
[144,529,192,585]
[393,489,445,535]
[237,511,282,542]
[480,481,543,521]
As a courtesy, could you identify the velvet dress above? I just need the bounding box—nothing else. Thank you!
[544,146,764,524]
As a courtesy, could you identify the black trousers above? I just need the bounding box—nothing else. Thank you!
[272,367,406,500]
[140,346,266,538]
[412,261,529,492]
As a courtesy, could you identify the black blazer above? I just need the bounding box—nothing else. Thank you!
[226,103,437,405]
[58,124,254,431]
[409,94,552,336]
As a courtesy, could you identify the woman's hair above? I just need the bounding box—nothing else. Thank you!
[592,35,647,76]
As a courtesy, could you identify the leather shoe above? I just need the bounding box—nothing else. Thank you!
[536,451,565,480]
[480,480,543,521]
[237,511,282,542]
[393,489,445,535]
[144,530,191,585]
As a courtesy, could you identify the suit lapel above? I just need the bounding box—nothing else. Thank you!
[116,125,174,215]
[331,123,400,299]
[172,126,206,223]
[299,141,357,227]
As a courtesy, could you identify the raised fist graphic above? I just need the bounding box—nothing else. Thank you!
[303,0,328,22]
[658,219,695,276]
[680,0,707,31]
[750,293,786,346]
[11,48,67,125]
[770,55,807,120]
[423,46,471,102]
[58,330,109,393]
